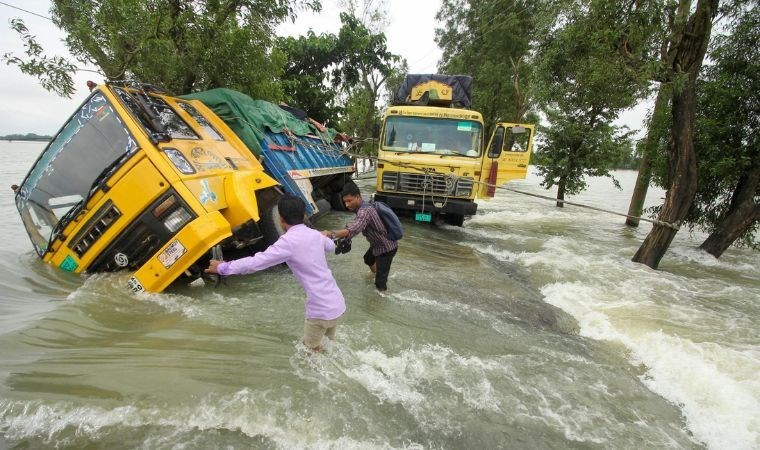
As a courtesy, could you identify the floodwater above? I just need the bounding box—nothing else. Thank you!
[0,141,758,449]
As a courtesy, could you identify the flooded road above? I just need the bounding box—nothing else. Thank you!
[1,141,757,448]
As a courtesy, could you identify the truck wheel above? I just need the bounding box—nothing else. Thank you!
[259,204,285,248]
[330,191,347,211]
[443,213,465,227]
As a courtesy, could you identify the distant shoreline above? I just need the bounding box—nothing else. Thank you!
[1,138,51,142]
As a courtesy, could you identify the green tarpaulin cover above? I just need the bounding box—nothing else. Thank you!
[181,88,337,158]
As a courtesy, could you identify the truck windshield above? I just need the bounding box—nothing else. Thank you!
[383,116,482,157]
[15,92,138,256]
[113,87,199,140]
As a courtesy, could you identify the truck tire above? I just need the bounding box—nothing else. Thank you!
[258,203,285,249]
[443,213,465,227]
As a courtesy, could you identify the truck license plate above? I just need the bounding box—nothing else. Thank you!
[415,212,432,222]
[127,276,145,293]
[158,239,187,268]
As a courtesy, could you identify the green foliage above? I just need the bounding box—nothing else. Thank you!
[435,0,542,125]
[535,110,633,193]
[276,31,342,124]
[47,0,320,98]
[2,19,77,98]
[275,10,404,131]
[532,0,666,197]
[333,12,398,88]
[332,12,403,142]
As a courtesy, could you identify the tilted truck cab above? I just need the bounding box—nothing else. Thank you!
[14,82,352,293]
[374,74,534,226]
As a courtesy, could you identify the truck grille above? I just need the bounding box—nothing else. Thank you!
[382,171,474,197]
[69,200,121,257]
[86,191,194,272]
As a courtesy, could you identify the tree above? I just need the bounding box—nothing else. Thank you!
[3,19,77,98]
[632,0,720,268]
[333,11,402,152]
[687,6,759,256]
[276,31,342,124]
[6,0,320,98]
[533,0,662,207]
[435,0,541,128]
[624,87,670,226]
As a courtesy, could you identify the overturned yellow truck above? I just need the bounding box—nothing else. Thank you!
[14,82,353,293]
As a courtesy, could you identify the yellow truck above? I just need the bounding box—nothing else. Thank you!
[374,74,534,226]
[14,82,353,293]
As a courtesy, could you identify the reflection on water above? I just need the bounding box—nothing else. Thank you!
[0,142,757,449]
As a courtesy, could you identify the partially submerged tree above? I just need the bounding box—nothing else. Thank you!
[683,6,759,256]
[533,0,662,207]
[631,0,720,268]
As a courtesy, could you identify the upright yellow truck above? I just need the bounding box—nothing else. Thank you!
[374,74,535,226]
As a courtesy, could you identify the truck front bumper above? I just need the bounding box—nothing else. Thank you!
[373,193,478,216]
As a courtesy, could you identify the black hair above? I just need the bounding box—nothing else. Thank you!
[341,181,361,197]
[277,193,306,225]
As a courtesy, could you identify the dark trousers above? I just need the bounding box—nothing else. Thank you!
[363,247,397,291]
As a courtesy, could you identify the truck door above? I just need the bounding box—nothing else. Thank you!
[478,123,535,198]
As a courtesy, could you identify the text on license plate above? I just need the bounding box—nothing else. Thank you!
[158,239,187,269]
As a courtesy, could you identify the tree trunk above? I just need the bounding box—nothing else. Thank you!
[626,151,653,227]
[625,88,669,227]
[699,156,760,257]
[556,177,567,208]
[632,0,718,269]
[632,87,698,267]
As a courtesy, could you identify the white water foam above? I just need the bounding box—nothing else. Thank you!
[339,342,504,434]
[0,393,421,449]
[538,266,760,449]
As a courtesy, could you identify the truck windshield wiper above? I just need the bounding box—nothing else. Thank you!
[128,91,170,143]
[89,151,134,193]
[45,199,85,253]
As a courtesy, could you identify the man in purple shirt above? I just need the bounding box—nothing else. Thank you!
[322,182,398,292]
[206,194,346,352]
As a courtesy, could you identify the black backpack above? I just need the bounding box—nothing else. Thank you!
[365,201,403,241]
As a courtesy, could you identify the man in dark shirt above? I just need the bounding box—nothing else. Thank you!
[322,182,398,292]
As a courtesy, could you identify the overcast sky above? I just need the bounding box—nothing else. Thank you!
[0,0,645,137]
[0,0,443,136]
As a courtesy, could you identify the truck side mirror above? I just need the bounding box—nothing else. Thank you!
[507,126,530,152]
[372,122,380,140]
[488,126,505,158]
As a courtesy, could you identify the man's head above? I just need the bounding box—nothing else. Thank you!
[341,182,362,211]
[278,194,306,226]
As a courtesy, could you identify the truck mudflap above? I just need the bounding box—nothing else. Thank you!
[128,211,232,293]
[373,193,478,216]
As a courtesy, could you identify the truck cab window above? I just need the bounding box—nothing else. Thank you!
[114,88,198,140]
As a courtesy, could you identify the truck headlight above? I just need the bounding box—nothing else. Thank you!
[163,148,196,174]
[153,195,193,232]
[382,172,398,191]
[455,178,474,197]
